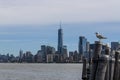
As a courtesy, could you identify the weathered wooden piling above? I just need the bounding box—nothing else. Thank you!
[119,59,120,80]
[82,58,88,80]
[104,46,110,80]
[82,40,120,80]
[90,41,102,80]
[113,51,120,80]
[95,48,109,80]
[109,57,115,80]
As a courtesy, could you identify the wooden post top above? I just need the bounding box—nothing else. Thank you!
[95,41,102,45]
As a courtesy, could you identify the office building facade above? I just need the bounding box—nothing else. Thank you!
[111,42,120,51]
[78,36,87,58]
[57,26,63,54]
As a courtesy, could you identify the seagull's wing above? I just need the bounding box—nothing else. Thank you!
[103,37,107,39]
[98,34,107,39]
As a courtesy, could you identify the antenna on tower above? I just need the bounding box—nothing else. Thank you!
[60,21,62,29]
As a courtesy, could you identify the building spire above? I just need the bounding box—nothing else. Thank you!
[60,21,62,29]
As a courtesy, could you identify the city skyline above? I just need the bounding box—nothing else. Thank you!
[0,23,120,55]
[0,0,120,55]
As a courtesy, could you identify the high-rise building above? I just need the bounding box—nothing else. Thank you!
[78,36,87,58]
[63,45,68,57]
[111,42,120,51]
[46,46,56,63]
[62,45,68,62]
[57,24,63,54]
[73,50,79,62]
[19,49,23,59]
[34,50,43,63]
[69,51,74,63]
[25,51,33,63]
[19,49,23,62]
[41,45,56,63]
[41,45,47,62]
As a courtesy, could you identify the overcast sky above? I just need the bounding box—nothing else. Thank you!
[0,0,120,55]
[0,0,120,24]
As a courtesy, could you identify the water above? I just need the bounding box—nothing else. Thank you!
[0,63,82,80]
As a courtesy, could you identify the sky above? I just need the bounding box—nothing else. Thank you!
[0,0,120,55]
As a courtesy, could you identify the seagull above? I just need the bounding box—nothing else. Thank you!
[95,32,107,41]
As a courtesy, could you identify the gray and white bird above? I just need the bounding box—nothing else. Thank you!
[95,32,107,41]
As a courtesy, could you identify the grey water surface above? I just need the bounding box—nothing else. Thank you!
[0,63,82,80]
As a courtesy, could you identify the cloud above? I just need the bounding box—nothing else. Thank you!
[0,0,120,25]
[0,39,19,42]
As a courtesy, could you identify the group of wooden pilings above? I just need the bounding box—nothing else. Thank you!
[82,41,120,80]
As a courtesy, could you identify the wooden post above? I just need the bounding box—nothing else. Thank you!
[109,57,115,80]
[118,59,120,80]
[90,41,102,80]
[95,52,109,80]
[109,50,115,80]
[113,51,120,80]
[104,46,110,80]
[82,58,88,80]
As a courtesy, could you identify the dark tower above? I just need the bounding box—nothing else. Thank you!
[57,23,63,54]
[78,36,87,57]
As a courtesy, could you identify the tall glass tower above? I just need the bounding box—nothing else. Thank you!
[78,36,87,57]
[57,23,63,54]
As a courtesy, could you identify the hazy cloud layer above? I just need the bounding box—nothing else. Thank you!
[0,0,120,24]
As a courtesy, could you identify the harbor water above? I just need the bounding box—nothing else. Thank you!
[0,63,82,80]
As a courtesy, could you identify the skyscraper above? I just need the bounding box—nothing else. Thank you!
[111,42,120,51]
[57,23,63,54]
[78,36,87,57]
[41,45,47,62]
[19,49,23,62]
[19,49,23,59]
